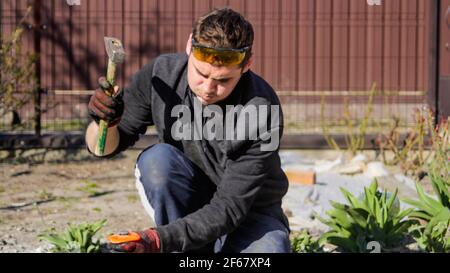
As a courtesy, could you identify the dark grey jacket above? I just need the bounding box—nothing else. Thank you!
[115,53,289,252]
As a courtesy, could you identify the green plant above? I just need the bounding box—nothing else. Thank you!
[374,108,436,177]
[404,162,450,252]
[77,180,100,197]
[321,83,377,155]
[318,180,414,252]
[0,6,37,128]
[291,230,323,253]
[427,116,450,182]
[38,219,106,253]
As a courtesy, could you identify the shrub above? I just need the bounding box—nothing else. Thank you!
[0,7,37,126]
[38,219,106,253]
[404,168,450,252]
[318,180,414,252]
[291,230,323,253]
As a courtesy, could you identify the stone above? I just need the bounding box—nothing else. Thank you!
[351,153,369,164]
[314,155,344,173]
[336,162,365,175]
[365,161,389,179]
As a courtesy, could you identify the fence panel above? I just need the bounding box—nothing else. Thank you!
[0,0,434,138]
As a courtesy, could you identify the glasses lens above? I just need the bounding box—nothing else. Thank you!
[192,46,246,66]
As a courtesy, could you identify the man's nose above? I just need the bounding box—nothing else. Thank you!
[204,79,217,94]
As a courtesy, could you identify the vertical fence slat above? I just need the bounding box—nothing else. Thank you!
[124,0,141,82]
[228,0,246,14]
[279,0,297,91]
[262,0,280,89]
[315,0,332,92]
[331,0,350,92]
[297,0,315,91]
[417,0,426,96]
[366,0,383,91]
[383,0,399,117]
[141,0,159,65]
[348,0,367,92]
[159,0,177,54]
[246,0,263,76]
[87,0,106,89]
[402,0,418,93]
[176,0,193,53]
[193,0,211,21]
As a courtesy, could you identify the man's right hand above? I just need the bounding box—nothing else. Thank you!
[88,77,124,127]
[107,229,161,253]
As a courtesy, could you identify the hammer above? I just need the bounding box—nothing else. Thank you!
[94,37,125,156]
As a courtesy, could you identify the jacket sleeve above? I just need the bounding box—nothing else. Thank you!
[115,62,155,153]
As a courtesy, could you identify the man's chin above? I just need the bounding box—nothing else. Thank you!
[198,96,217,105]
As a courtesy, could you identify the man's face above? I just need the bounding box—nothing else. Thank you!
[186,36,252,105]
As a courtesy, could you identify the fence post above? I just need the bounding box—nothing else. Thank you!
[33,0,42,136]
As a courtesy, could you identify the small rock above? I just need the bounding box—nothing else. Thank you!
[16,226,25,232]
[337,162,365,175]
[314,155,344,173]
[365,161,389,179]
[351,153,368,164]
[6,238,17,245]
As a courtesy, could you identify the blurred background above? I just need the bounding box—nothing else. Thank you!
[0,0,449,148]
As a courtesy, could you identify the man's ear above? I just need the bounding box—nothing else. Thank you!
[186,33,193,55]
[241,53,253,73]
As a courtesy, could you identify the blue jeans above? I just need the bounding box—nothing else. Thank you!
[135,143,291,253]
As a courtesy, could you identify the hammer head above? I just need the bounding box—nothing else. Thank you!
[104,37,125,64]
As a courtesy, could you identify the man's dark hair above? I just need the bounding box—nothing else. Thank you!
[192,8,254,65]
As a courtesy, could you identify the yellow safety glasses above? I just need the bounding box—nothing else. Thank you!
[191,39,251,66]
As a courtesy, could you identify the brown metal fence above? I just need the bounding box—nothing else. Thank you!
[0,0,436,138]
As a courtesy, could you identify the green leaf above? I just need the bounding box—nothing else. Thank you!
[403,198,431,215]
[430,172,450,208]
[386,188,399,211]
[416,182,443,214]
[396,208,414,220]
[328,209,353,230]
[346,208,369,228]
[91,219,107,233]
[38,234,67,249]
[408,210,432,221]
[369,180,378,195]
[87,244,98,253]
[340,188,361,208]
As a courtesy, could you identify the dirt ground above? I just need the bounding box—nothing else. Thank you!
[0,148,432,253]
[0,149,153,253]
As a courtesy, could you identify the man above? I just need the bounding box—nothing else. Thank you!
[86,8,290,253]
